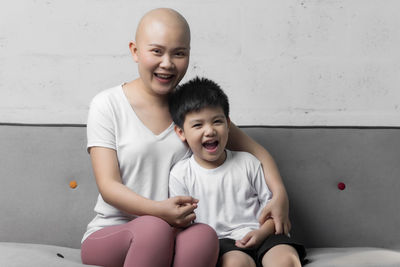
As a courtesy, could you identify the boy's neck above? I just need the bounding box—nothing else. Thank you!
[193,150,227,169]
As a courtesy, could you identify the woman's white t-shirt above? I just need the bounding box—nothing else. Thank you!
[82,85,190,242]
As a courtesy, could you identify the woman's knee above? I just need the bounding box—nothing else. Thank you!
[187,223,218,244]
[127,215,174,244]
[173,223,219,267]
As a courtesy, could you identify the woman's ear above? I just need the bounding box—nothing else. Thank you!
[174,125,187,142]
[129,42,139,63]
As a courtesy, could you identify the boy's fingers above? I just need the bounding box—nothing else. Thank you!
[244,239,256,248]
[235,240,246,248]
[238,237,255,248]
[236,233,252,247]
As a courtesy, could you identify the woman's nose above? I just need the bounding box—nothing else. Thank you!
[160,55,173,69]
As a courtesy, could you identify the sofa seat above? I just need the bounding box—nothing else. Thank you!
[0,242,96,267]
[1,242,400,267]
[305,247,400,267]
[1,126,399,266]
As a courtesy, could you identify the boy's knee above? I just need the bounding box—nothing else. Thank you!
[220,251,256,267]
[261,245,301,267]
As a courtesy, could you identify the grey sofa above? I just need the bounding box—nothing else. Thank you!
[1,124,400,266]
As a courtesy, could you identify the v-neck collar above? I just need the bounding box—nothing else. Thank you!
[119,85,174,140]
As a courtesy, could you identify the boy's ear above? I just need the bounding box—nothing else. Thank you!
[227,116,231,129]
[174,125,187,142]
[129,42,139,63]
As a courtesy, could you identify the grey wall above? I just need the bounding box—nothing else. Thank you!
[1,1,400,126]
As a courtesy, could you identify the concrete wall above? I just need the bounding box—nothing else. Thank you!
[1,0,399,126]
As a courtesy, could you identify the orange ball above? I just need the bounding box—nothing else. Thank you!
[69,180,78,189]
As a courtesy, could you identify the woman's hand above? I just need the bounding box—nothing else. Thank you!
[259,195,291,235]
[157,196,199,227]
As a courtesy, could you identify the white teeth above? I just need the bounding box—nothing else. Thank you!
[155,73,172,79]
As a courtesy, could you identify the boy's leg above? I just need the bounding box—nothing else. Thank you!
[261,244,301,267]
[81,215,174,267]
[220,251,256,267]
[218,238,257,267]
[173,223,219,267]
[256,234,306,267]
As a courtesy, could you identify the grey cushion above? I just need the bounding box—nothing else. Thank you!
[1,125,400,266]
[305,247,400,267]
[0,242,97,267]
[2,242,399,267]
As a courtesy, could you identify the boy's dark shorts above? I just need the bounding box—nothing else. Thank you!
[218,234,307,267]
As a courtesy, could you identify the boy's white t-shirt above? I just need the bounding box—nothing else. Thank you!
[82,85,190,242]
[169,149,272,240]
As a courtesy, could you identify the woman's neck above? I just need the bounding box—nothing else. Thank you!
[125,79,169,108]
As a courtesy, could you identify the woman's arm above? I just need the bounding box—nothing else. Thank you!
[227,123,291,234]
[89,146,197,227]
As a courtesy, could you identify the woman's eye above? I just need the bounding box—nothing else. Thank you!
[193,124,202,128]
[175,51,187,57]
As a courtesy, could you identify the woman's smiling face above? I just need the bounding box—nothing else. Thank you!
[130,12,190,96]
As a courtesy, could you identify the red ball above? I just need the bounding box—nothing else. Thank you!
[338,182,346,190]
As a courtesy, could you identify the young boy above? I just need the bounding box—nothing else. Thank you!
[168,77,306,267]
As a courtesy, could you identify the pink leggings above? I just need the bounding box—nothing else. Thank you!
[81,216,219,267]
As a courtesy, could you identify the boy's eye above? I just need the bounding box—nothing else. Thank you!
[214,120,223,124]
[192,123,202,128]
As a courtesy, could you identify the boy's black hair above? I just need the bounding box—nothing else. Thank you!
[168,77,230,128]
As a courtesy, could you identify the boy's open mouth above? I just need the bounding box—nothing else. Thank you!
[202,140,219,152]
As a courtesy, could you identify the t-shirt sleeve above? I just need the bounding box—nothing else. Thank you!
[252,162,273,207]
[86,92,116,152]
[169,165,190,198]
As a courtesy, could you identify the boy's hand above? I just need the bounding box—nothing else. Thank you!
[258,196,291,235]
[157,196,198,227]
[235,229,266,249]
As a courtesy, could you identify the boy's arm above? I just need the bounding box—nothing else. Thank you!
[235,219,275,249]
[227,123,290,234]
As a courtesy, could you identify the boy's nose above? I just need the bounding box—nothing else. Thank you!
[204,125,216,136]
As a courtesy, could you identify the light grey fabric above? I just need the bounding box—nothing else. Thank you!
[0,242,97,267]
[242,127,400,248]
[1,125,400,266]
[305,247,400,267]
[1,243,399,267]
[0,126,98,248]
